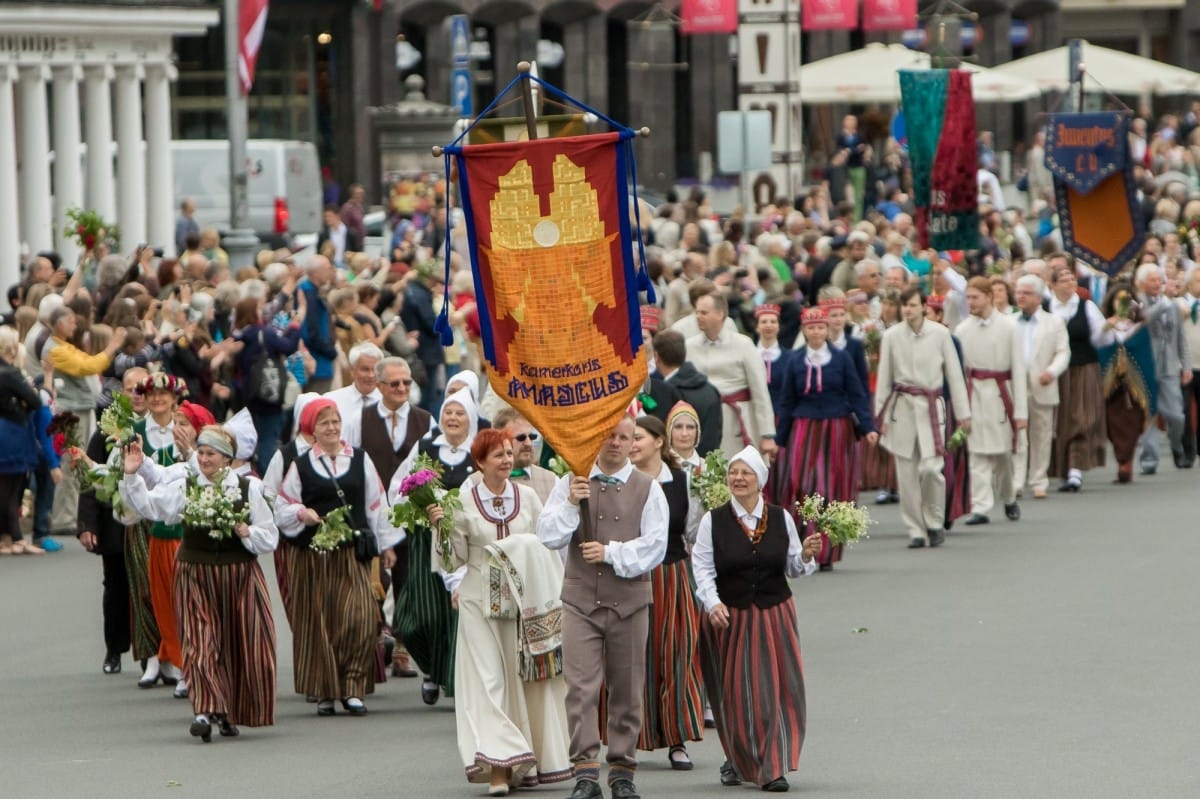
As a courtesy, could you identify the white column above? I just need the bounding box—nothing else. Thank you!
[52,65,84,268]
[18,65,53,254]
[114,63,146,250]
[144,62,176,256]
[83,64,116,224]
[0,66,20,290]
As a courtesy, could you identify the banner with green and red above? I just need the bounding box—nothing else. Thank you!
[899,69,980,251]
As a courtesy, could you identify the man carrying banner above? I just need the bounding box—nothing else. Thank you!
[958,277,1027,525]
[537,416,669,799]
[875,287,971,548]
[686,293,777,459]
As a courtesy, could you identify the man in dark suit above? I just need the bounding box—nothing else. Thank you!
[315,205,363,268]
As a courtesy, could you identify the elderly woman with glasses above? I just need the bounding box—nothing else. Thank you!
[120,426,278,742]
[692,446,821,793]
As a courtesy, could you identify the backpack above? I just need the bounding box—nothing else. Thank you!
[247,330,286,406]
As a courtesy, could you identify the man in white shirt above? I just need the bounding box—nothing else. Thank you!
[325,342,384,425]
[957,277,1027,525]
[1011,275,1069,499]
[537,416,668,799]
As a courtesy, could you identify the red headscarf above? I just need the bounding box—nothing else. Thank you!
[178,401,216,431]
[299,397,338,437]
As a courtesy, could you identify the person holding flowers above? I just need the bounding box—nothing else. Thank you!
[440,427,571,796]
[772,306,876,570]
[274,397,400,716]
[388,386,480,706]
[1097,282,1156,484]
[691,446,821,793]
[628,415,704,770]
[118,426,278,743]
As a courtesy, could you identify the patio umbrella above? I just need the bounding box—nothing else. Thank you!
[796,42,1041,104]
[991,41,1200,95]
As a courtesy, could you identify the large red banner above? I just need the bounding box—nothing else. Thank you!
[802,0,859,31]
[861,0,916,31]
[681,0,738,34]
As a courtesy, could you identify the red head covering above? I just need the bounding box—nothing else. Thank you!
[801,306,829,327]
[177,401,216,431]
[754,303,782,319]
[927,294,946,312]
[640,305,663,333]
[299,397,338,436]
[818,296,847,310]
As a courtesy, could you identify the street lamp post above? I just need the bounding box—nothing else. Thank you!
[223,0,260,268]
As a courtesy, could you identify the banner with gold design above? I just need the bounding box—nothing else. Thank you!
[444,131,648,476]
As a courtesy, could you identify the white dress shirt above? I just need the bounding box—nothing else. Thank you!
[342,400,432,450]
[1016,309,1038,363]
[536,461,669,579]
[275,443,401,550]
[691,495,816,613]
[653,461,703,544]
[261,437,312,502]
[326,384,383,435]
[143,416,179,463]
[119,466,279,555]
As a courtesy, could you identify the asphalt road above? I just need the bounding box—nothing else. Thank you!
[2,445,1197,799]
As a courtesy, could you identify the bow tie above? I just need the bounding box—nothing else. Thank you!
[1019,313,1034,323]
[510,469,528,478]
[593,474,621,485]
[1191,300,1199,325]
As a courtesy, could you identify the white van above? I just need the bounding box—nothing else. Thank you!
[172,139,322,249]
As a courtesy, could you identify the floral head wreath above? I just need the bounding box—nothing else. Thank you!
[135,372,189,399]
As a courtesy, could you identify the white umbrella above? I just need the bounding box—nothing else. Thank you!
[991,41,1200,96]
[797,43,1040,104]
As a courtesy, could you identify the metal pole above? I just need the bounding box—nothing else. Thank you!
[224,0,260,266]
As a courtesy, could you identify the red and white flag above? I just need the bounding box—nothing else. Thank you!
[238,0,269,95]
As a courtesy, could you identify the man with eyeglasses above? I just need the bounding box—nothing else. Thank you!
[343,356,433,678]
[493,407,556,503]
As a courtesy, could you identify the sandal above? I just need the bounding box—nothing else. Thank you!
[669,745,694,771]
[12,540,43,555]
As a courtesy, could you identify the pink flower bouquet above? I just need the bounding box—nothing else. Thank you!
[389,454,463,570]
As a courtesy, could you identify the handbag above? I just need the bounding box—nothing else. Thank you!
[318,456,379,563]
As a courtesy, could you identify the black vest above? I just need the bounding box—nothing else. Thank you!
[1067,298,1099,367]
[417,435,476,490]
[711,501,791,610]
[360,404,432,487]
[292,448,370,549]
[662,468,690,565]
[178,477,257,566]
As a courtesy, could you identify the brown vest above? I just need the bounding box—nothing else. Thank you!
[359,404,432,487]
[562,468,654,619]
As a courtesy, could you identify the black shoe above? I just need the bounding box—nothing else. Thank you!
[610,779,641,799]
[316,699,335,716]
[720,761,743,786]
[420,681,440,706]
[668,745,694,771]
[927,528,945,547]
[762,776,790,792]
[102,654,121,675]
[1004,503,1021,521]
[215,715,239,737]
[907,538,927,549]
[189,717,212,743]
[1058,480,1080,493]
[818,563,833,572]
[341,697,368,716]
[964,513,990,526]
[1174,453,1193,469]
[567,778,603,799]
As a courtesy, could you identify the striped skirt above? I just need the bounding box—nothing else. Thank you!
[174,560,276,727]
[699,598,806,787]
[774,416,858,566]
[859,437,897,492]
[1052,362,1107,476]
[393,526,457,696]
[124,522,160,662]
[638,559,704,750]
[289,545,378,699]
[273,544,296,630]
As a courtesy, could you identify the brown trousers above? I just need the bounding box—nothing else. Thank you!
[563,603,649,783]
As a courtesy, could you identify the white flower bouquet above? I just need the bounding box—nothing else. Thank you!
[182,470,248,540]
[310,505,357,553]
[690,450,732,511]
[796,494,874,547]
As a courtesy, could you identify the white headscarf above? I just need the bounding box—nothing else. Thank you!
[445,370,480,404]
[223,408,258,461]
[438,387,479,444]
[729,445,768,489]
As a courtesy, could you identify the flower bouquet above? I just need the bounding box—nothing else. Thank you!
[182,470,248,540]
[84,393,140,516]
[947,426,970,452]
[310,505,356,553]
[546,455,572,478]
[797,494,874,547]
[98,393,137,449]
[690,450,732,511]
[63,207,120,251]
[47,410,88,491]
[389,453,463,571]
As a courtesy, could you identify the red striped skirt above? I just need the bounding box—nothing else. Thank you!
[639,559,704,750]
[699,598,805,787]
[174,560,276,727]
[858,437,897,492]
[772,416,858,565]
